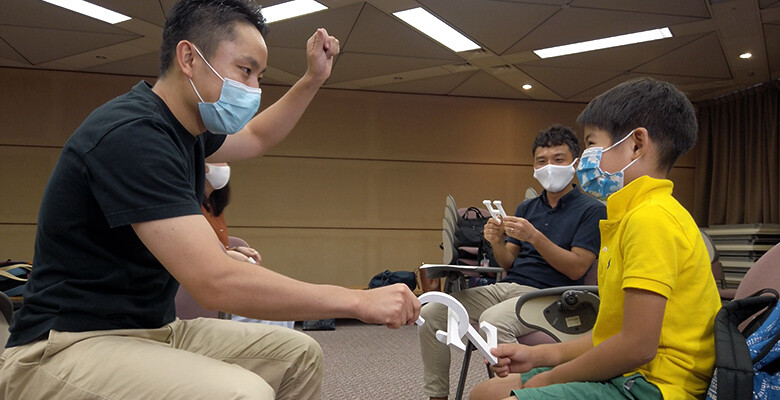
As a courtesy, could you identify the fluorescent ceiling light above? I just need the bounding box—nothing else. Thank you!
[739,52,752,59]
[393,7,480,52]
[40,0,130,24]
[263,0,327,23]
[533,27,673,59]
[522,84,533,90]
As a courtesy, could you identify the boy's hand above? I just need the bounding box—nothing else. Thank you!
[483,218,505,246]
[522,370,553,388]
[490,343,535,378]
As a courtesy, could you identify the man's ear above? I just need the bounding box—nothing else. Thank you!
[176,41,196,79]
[630,127,650,160]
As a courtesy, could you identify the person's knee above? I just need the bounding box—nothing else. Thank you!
[419,303,447,334]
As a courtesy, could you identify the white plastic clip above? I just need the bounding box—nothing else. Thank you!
[483,200,507,223]
[416,292,498,365]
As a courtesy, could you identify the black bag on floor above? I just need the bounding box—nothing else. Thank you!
[368,270,417,291]
[302,318,336,331]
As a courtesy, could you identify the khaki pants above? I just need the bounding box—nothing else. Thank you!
[419,282,538,398]
[0,318,322,400]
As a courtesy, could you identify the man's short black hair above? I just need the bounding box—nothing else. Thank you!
[576,77,697,173]
[159,0,269,77]
[532,125,579,160]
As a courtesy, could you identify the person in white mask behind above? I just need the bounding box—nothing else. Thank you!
[201,162,260,263]
[419,125,607,400]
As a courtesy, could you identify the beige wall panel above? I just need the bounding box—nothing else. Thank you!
[0,68,146,146]
[0,146,60,223]
[227,227,440,287]
[0,224,37,260]
[264,87,587,165]
[227,156,538,229]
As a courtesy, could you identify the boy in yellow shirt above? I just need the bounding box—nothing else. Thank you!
[470,77,721,400]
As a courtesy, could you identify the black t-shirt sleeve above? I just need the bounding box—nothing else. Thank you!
[84,120,203,228]
[203,131,226,157]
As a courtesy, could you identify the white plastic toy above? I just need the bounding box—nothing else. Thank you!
[482,200,507,222]
[416,292,498,365]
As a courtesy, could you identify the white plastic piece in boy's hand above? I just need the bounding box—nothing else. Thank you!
[416,292,498,365]
[483,200,508,223]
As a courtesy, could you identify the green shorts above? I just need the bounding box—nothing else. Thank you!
[510,367,663,400]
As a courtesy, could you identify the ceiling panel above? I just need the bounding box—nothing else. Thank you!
[0,0,128,33]
[84,51,160,76]
[0,26,138,65]
[260,3,362,49]
[633,32,732,79]
[419,0,559,55]
[518,33,707,71]
[341,4,461,60]
[570,72,728,102]
[366,70,474,95]
[449,71,532,99]
[766,24,780,77]
[504,6,703,54]
[0,0,774,102]
[327,52,455,84]
[571,0,710,18]
[517,66,623,99]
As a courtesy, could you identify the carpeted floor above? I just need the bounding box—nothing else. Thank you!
[301,319,489,399]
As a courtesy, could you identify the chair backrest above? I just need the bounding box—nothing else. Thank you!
[700,229,719,263]
[175,286,220,320]
[228,236,249,249]
[733,242,780,301]
[525,187,538,200]
[0,291,14,349]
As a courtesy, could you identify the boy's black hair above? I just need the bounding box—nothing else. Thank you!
[203,183,231,217]
[576,77,697,173]
[159,0,268,77]
[531,125,580,160]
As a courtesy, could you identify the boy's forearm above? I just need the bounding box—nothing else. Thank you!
[544,332,652,384]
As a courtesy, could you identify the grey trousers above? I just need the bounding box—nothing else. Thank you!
[0,318,323,399]
[419,282,538,398]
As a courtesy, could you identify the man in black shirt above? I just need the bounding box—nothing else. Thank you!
[0,1,420,399]
[419,126,606,399]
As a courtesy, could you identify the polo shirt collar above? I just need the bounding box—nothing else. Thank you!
[539,183,582,210]
[605,175,673,221]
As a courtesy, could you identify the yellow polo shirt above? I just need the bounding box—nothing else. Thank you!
[592,176,721,400]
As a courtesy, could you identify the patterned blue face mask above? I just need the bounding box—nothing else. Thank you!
[576,130,642,200]
[188,45,262,135]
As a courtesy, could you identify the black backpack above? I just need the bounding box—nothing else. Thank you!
[706,288,780,400]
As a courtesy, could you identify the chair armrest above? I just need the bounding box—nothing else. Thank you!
[515,286,599,342]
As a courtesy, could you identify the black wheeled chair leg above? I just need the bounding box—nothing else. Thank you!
[455,341,474,400]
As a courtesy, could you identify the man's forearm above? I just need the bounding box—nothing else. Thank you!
[491,241,517,270]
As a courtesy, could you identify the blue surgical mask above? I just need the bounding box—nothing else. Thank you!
[576,130,642,200]
[189,45,262,135]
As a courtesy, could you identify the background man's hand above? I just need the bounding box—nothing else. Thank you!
[483,217,506,246]
[503,216,539,243]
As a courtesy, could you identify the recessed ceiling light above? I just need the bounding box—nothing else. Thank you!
[263,0,327,23]
[40,0,130,24]
[533,27,673,59]
[522,84,533,90]
[393,8,480,53]
[739,52,753,59]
